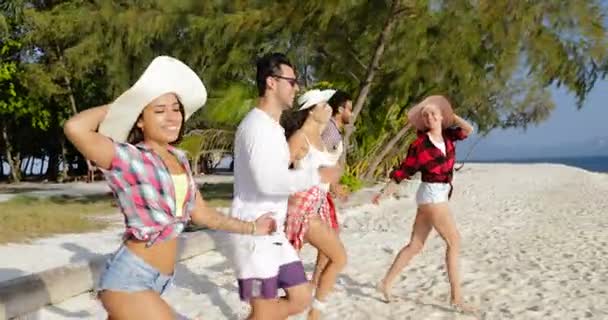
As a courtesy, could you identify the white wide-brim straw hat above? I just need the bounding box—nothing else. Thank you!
[297,89,336,111]
[407,95,454,131]
[98,56,207,143]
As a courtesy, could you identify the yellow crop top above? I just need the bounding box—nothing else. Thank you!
[171,174,188,217]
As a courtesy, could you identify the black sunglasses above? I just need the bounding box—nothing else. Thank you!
[271,75,299,87]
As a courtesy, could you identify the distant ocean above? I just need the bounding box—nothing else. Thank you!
[468,155,608,173]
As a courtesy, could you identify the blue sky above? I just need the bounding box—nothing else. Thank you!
[458,3,608,160]
[457,79,608,160]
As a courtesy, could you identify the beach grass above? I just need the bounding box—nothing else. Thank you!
[0,195,115,244]
[199,182,233,208]
[0,182,234,244]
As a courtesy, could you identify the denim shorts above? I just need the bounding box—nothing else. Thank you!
[96,245,175,295]
[416,182,451,205]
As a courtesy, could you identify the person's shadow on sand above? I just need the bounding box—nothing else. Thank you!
[0,268,25,282]
[174,262,240,320]
[338,273,382,302]
[338,274,481,319]
[62,242,207,319]
[0,266,93,319]
[173,230,242,320]
[61,242,109,294]
[62,242,107,264]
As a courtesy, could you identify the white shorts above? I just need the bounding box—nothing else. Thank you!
[229,233,307,301]
[415,182,451,205]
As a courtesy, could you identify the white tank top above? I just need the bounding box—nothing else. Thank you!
[295,135,334,191]
[325,141,343,165]
[321,141,343,192]
[429,135,446,155]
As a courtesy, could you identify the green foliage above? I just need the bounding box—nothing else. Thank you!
[177,129,234,174]
[187,82,256,130]
[0,39,50,129]
[328,0,608,179]
[340,172,364,192]
[1,0,607,183]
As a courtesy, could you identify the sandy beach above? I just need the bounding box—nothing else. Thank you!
[9,163,608,319]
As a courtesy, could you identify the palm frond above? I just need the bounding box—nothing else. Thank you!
[179,129,235,159]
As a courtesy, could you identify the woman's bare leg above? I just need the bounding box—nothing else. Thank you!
[248,282,312,320]
[426,203,475,312]
[100,290,175,320]
[426,203,461,303]
[311,251,329,286]
[378,208,433,302]
[304,217,347,320]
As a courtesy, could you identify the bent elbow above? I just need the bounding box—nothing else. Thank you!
[63,119,79,140]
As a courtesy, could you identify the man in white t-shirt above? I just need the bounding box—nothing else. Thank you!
[229,52,339,319]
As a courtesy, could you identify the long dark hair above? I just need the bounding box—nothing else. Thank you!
[126,100,186,145]
[280,107,310,140]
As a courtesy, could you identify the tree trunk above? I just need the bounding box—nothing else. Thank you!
[14,153,21,182]
[54,44,82,182]
[363,123,412,180]
[46,150,60,181]
[64,75,78,115]
[23,156,32,177]
[192,153,201,176]
[62,53,89,181]
[58,137,69,182]
[342,0,403,161]
[2,124,20,183]
[56,44,79,116]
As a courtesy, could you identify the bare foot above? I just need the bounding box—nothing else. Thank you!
[450,300,478,315]
[307,308,321,320]
[376,281,392,303]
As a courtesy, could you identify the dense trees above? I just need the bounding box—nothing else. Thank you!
[1,0,606,183]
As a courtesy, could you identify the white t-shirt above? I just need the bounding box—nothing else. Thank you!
[429,136,446,155]
[229,108,320,240]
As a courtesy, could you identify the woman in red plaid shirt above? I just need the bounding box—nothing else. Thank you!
[372,95,475,312]
[281,89,347,320]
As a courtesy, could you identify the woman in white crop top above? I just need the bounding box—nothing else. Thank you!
[280,89,347,319]
[293,135,335,190]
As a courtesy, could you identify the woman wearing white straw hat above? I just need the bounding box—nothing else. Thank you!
[371,95,475,312]
[281,88,347,320]
[63,56,276,320]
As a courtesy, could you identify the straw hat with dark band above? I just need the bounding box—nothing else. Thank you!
[407,95,454,131]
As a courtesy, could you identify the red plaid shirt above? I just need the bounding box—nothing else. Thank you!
[101,142,197,246]
[285,186,331,250]
[390,127,468,184]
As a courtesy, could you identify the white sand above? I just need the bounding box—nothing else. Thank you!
[0,229,124,282]
[12,164,608,319]
[0,175,232,282]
